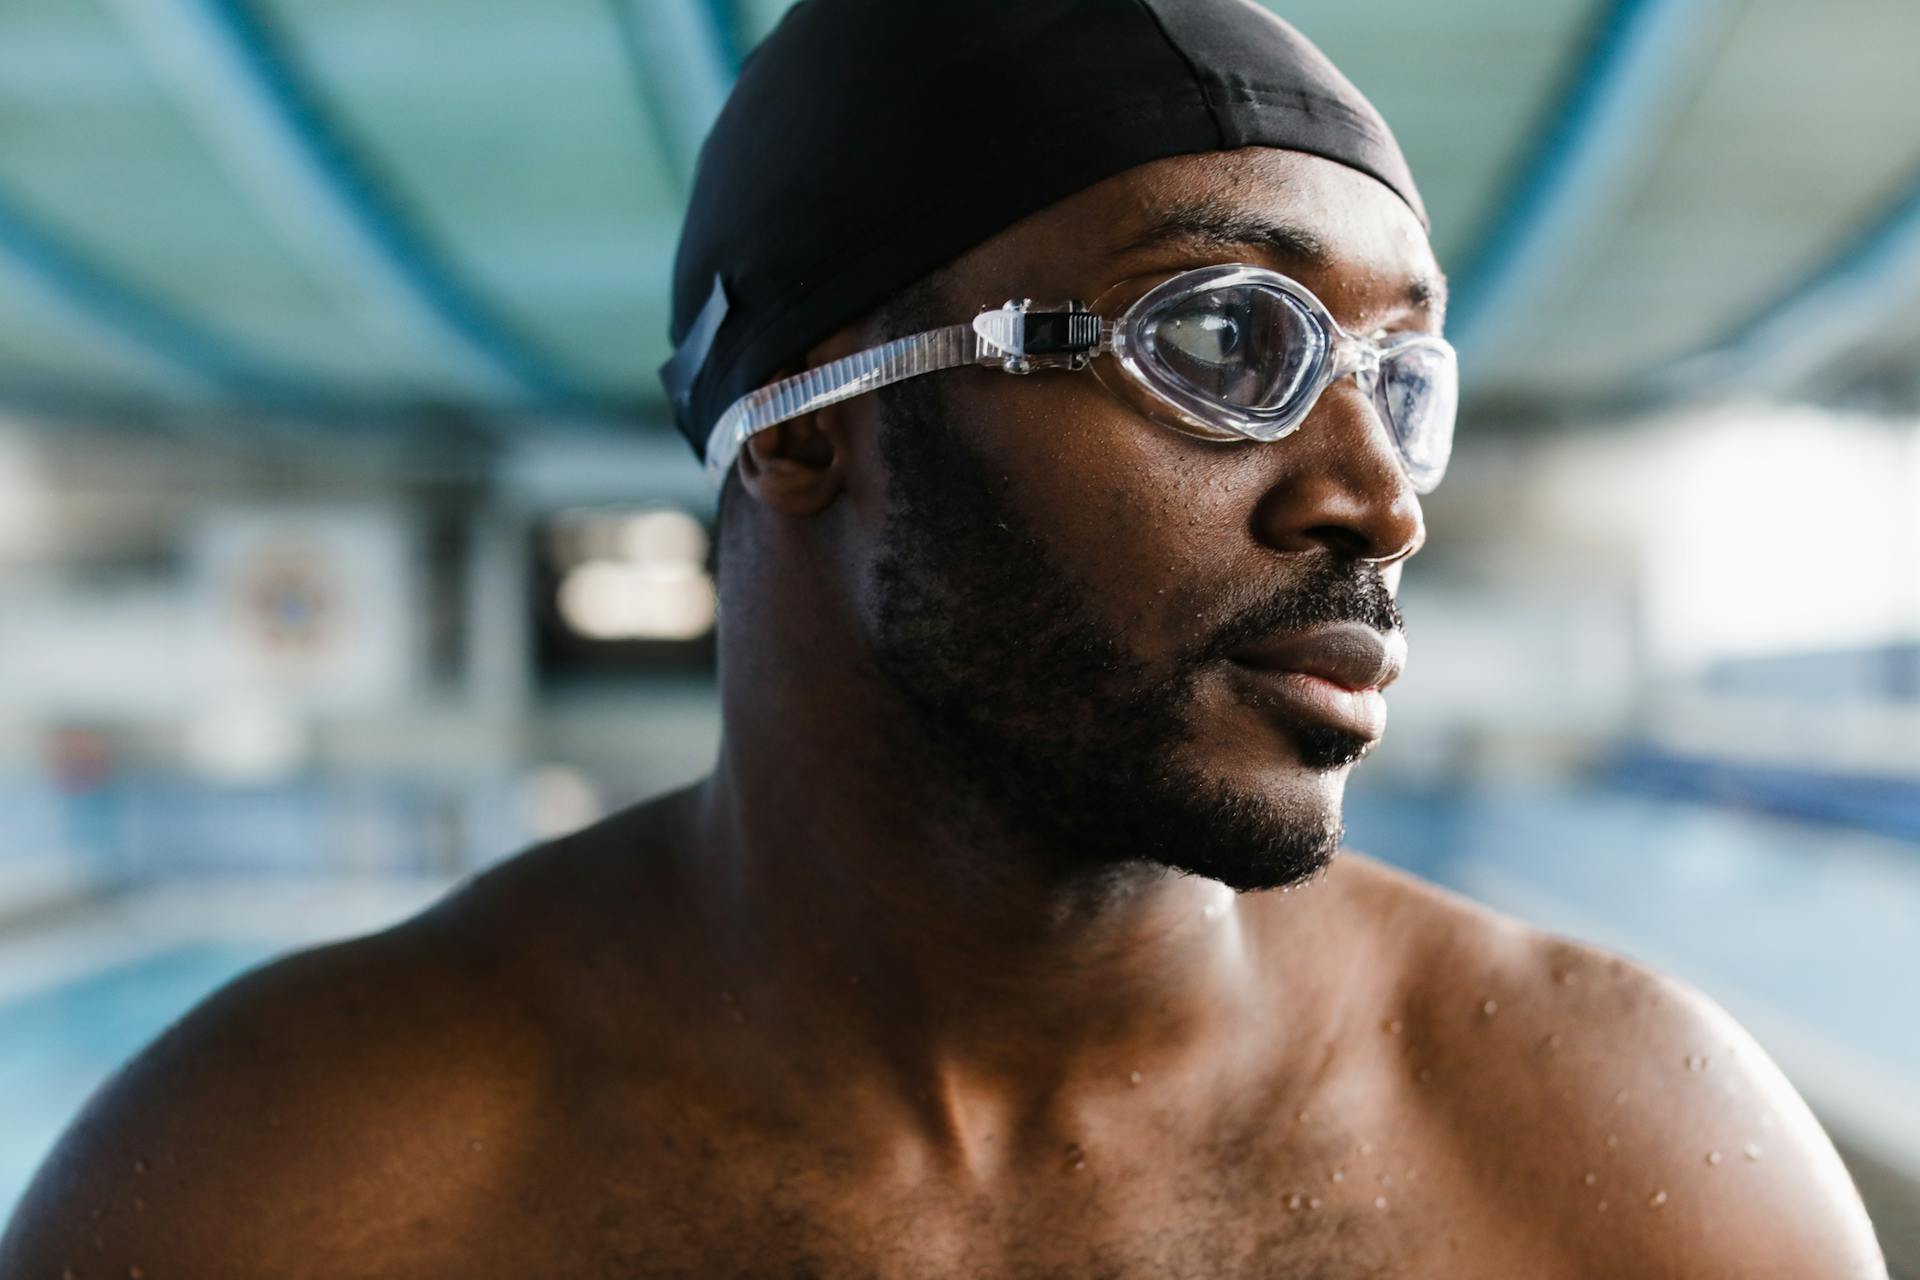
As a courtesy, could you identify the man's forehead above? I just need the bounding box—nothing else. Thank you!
[966,149,1443,321]
[1109,152,1441,301]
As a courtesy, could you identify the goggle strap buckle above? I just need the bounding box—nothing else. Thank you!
[973,301,1101,374]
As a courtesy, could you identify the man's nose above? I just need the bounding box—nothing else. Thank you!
[1248,381,1426,565]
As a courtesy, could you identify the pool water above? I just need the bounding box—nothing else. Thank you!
[0,942,278,1217]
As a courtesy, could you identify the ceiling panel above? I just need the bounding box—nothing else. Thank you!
[1491,0,1920,398]
[0,0,470,394]
[0,0,1915,431]
[257,0,678,397]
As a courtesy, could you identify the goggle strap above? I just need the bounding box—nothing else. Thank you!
[704,323,984,482]
[704,305,1107,481]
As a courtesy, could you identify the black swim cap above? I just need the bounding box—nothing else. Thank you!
[661,0,1427,462]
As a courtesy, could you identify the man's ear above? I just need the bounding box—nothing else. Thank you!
[734,322,873,516]
[736,399,849,517]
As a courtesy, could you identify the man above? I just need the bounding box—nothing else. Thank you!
[1,1,1888,1276]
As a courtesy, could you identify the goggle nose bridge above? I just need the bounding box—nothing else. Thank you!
[1326,328,1385,387]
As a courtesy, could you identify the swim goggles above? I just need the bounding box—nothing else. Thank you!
[702,263,1457,493]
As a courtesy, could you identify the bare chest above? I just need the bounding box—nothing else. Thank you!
[498,1119,1440,1280]
[560,1185,1404,1280]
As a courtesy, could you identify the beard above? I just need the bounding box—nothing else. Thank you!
[863,374,1404,895]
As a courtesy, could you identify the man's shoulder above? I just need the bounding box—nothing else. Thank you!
[1331,853,1886,1277]
[0,793,699,1277]
[0,907,553,1273]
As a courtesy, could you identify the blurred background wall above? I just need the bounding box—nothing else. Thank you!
[0,0,1916,1264]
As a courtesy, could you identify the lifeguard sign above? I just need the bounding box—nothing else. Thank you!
[189,508,417,711]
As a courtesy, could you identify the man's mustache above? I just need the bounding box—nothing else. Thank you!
[1187,559,1404,667]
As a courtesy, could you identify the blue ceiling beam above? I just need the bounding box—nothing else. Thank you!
[705,0,749,75]
[1445,0,1730,362]
[607,0,737,192]
[1663,167,1920,398]
[106,0,587,405]
[0,179,302,402]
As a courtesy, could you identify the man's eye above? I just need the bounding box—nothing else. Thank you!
[1160,307,1245,366]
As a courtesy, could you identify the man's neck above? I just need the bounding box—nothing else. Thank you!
[677,741,1314,1157]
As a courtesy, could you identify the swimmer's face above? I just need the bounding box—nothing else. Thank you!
[846,149,1445,886]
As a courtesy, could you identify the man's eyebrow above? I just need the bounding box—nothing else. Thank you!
[1112,204,1448,314]
[1112,205,1334,271]
[1406,272,1448,315]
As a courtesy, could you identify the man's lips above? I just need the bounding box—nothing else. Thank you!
[1223,622,1408,743]
[1227,622,1407,692]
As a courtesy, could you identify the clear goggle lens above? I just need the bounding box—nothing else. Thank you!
[1097,267,1455,494]
[1374,340,1456,493]
[1139,284,1325,412]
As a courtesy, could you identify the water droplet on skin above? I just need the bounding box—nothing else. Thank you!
[132,1157,148,1175]
[1382,1018,1404,1035]
[1648,1190,1668,1208]
[1359,1142,1374,1155]
[1129,1071,1143,1086]
[1417,1068,1433,1083]
[1554,968,1578,986]
[1296,1110,1310,1123]
[1583,1172,1597,1186]
[1379,1174,1393,1188]
[130,1268,144,1279]
[1073,1160,1086,1170]
[1374,1196,1389,1209]
[1308,1197,1323,1210]
[1707,1151,1722,1165]
[1596,1200,1609,1212]
[1685,1054,1709,1072]
[1606,1134,1620,1148]
[469,1139,484,1153]
[1330,1169,1344,1183]
[1545,1034,1562,1050]
[1287,1193,1305,1211]
[1482,999,1499,1016]
[62,1268,76,1280]
[1744,1143,1762,1162]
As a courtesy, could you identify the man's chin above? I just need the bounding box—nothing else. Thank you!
[1152,822,1344,894]
[1284,721,1378,771]
[1118,757,1349,894]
